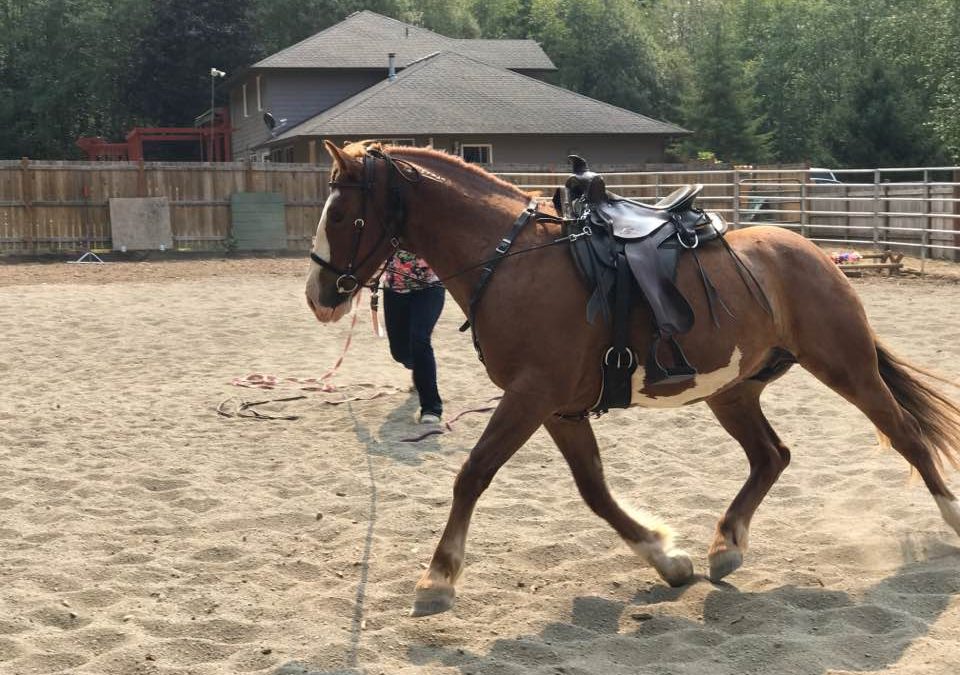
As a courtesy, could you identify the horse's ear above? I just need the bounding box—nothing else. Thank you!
[324,140,352,173]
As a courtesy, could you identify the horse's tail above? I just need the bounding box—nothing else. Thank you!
[876,342,960,471]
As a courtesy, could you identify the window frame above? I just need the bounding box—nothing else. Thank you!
[460,143,493,165]
[242,84,248,118]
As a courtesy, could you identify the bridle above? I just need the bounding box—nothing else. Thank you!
[307,147,601,364]
[309,148,418,296]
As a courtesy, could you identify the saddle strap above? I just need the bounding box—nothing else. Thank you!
[592,252,638,413]
[460,199,539,362]
[691,247,733,328]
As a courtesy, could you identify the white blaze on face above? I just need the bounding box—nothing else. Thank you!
[305,189,350,322]
[631,346,743,409]
[313,188,337,262]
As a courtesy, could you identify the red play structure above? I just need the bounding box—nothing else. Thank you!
[77,108,232,162]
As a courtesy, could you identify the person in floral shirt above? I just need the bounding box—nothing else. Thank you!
[382,249,444,424]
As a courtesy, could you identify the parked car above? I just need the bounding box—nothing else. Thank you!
[809,168,842,184]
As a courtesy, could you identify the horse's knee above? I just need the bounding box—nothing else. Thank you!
[776,443,791,468]
[452,457,495,501]
[748,448,788,483]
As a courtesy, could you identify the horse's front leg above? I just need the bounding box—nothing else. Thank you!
[412,390,552,617]
[705,381,790,580]
[543,416,695,587]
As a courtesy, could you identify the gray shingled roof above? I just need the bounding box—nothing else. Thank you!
[254,10,555,71]
[270,51,688,139]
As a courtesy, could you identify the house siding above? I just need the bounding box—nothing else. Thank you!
[295,134,671,170]
[230,70,385,158]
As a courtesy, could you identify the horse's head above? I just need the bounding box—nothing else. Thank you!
[305,141,405,323]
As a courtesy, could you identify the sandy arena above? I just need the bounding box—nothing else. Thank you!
[1,257,960,675]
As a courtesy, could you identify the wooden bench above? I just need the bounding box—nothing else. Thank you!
[836,248,903,277]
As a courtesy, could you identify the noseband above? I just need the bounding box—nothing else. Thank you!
[310,149,415,295]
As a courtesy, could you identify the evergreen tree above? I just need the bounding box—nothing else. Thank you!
[122,0,257,126]
[677,2,768,163]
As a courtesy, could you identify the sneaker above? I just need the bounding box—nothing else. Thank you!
[419,412,441,425]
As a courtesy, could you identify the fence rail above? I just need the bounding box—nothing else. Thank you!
[1,161,958,263]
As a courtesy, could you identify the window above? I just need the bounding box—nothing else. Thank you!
[270,146,295,163]
[242,84,248,117]
[256,75,262,111]
[461,144,492,165]
[377,138,415,146]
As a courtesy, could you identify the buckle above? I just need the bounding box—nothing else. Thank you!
[678,230,699,249]
[495,238,512,254]
[335,274,360,294]
[603,347,634,370]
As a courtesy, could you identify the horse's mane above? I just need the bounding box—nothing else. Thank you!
[345,141,533,201]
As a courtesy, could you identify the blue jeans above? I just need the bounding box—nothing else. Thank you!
[383,286,445,417]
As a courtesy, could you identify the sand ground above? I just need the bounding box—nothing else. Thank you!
[1,257,960,675]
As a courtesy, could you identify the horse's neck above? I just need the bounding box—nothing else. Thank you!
[401,168,532,308]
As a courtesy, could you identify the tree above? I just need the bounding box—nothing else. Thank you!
[675,1,768,163]
[0,0,147,158]
[824,60,942,167]
[122,0,257,126]
[528,0,675,119]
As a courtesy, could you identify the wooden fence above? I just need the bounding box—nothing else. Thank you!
[2,160,802,256]
[0,160,331,254]
[4,160,955,261]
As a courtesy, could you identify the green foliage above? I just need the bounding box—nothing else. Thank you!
[1,0,958,166]
[0,0,148,158]
[122,0,257,126]
[672,1,770,164]
[528,0,673,119]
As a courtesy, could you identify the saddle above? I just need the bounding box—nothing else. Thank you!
[555,155,730,413]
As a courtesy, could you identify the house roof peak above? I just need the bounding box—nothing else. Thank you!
[252,10,555,72]
[268,50,688,142]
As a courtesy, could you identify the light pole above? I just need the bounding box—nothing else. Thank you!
[209,68,226,161]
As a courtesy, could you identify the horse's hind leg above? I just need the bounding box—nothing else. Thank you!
[543,416,695,587]
[800,339,960,533]
[412,390,553,617]
[705,380,791,580]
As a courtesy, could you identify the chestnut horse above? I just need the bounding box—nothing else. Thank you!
[304,141,960,617]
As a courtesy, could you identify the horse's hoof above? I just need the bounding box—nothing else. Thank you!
[410,584,455,617]
[708,548,743,581]
[658,549,695,587]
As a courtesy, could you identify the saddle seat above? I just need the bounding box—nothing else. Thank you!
[600,188,728,240]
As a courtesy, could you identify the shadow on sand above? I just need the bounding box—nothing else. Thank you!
[403,541,960,675]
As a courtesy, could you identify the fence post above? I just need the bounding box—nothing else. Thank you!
[872,169,881,251]
[137,159,146,197]
[732,167,740,229]
[800,178,808,239]
[921,169,930,275]
[20,157,34,253]
[954,170,960,263]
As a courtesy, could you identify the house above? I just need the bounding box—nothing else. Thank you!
[225,10,688,170]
